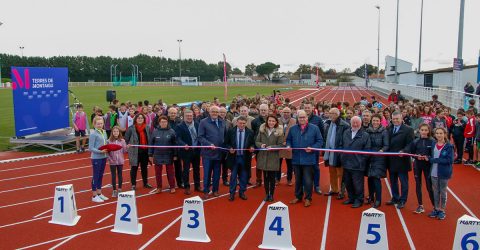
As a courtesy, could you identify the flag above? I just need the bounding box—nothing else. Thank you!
[223,53,228,100]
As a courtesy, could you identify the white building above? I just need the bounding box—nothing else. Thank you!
[385,55,413,82]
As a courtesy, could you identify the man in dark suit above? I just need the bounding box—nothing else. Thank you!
[175,109,201,195]
[303,102,325,195]
[224,116,255,201]
[387,111,415,209]
[168,107,184,188]
[340,116,371,208]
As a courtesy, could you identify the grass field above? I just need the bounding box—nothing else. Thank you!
[0,85,290,151]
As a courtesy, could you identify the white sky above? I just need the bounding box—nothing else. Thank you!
[0,0,479,72]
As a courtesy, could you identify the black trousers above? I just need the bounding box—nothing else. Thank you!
[466,137,474,160]
[263,170,276,197]
[278,158,293,182]
[110,165,123,190]
[131,149,149,186]
[182,154,201,189]
[453,136,465,161]
[414,163,434,206]
[174,158,183,187]
[221,156,229,182]
[344,169,364,204]
[367,177,382,203]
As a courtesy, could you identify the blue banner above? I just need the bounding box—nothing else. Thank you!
[11,67,69,137]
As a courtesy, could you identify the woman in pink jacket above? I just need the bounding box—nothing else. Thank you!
[107,126,127,197]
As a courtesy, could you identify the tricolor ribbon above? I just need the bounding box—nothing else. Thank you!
[129,144,418,157]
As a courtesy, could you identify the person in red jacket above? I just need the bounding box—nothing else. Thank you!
[387,89,398,104]
[464,109,476,165]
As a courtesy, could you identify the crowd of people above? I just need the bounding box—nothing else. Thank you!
[71,88,479,220]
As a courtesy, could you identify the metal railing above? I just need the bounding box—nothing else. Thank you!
[354,80,479,111]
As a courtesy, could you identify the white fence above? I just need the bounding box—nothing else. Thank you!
[67,81,327,88]
[355,80,479,111]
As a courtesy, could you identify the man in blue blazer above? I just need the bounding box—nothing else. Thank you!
[175,109,201,195]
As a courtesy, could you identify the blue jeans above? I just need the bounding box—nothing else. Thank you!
[389,171,409,203]
[229,156,247,195]
[293,165,314,201]
[91,158,107,191]
[203,158,221,194]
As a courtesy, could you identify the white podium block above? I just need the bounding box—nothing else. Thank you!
[176,196,211,242]
[259,202,295,250]
[452,214,480,250]
[356,208,388,250]
[111,191,142,235]
[49,184,81,226]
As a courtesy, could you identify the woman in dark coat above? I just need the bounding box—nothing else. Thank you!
[125,113,152,190]
[366,114,389,208]
[149,116,177,194]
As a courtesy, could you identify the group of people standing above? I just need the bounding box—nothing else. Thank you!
[77,89,456,219]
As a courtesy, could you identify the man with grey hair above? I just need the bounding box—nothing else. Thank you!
[324,107,350,199]
[340,116,371,208]
[167,106,184,188]
[387,111,414,209]
[219,106,232,186]
[278,106,296,185]
[251,103,269,187]
[287,110,324,207]
[303,102,325,194]
[198,105,226,199]
[175,109,201,194]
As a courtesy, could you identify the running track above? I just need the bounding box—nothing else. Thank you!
[0,87,479,249]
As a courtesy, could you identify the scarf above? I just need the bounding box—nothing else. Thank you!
[300,122,308,133]
[135,123,147,149]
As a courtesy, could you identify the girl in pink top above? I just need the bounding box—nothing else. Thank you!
[73,104,89,153]
[107,126,127,197]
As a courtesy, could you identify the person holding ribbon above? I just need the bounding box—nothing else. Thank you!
[225,116,255,201]
[89,116,109,203]
[287,110,324,207]
[175,109,202,195]
[387,111,415,209]
[198,105,226,199]
[256,115,284,202]
[278,107,296,186]
[340,116,371,208]
[125,113,153,190]
[149,115,177,194]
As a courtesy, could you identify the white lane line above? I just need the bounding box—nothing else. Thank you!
[0,157,91,172]
[48,235,76,250]
[320,196,332,250]
[350,87,357,102]
[290,90,321,105]
[342,87,346,103]
[95,214,113,224]
[0,165,91,182]
[33,209,52,218]
[0,150,79,164]
[229,200,266,250]
[447,187,478,218]
[138,215,182,250]
[383,178,416,250]
[17,169,264,250]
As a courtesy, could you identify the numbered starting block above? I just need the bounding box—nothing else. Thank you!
[111,191,142,235]
[259,201,295,250]
[177,196,210,242]
[356,208,388,250]
[452,214,480,250]
[49,184,81,226]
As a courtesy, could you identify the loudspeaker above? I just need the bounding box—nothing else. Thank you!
[107,90,116,102]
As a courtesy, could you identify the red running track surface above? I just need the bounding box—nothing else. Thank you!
[0,87,479,250]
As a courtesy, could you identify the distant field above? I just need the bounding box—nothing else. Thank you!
[0,85,293,151]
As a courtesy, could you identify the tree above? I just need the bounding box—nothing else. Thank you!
[232,67,242,75]
[294,64,312,75]
[244,63,256,76]
[255,62,280,80]
[354,64,378,77]
[325,68,337,75]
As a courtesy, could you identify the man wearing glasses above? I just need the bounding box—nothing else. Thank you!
[286,110,324,207]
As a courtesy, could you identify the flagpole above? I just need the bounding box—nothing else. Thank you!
[223,53,228,101]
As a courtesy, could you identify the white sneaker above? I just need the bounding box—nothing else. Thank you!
[92,195,104,203]
[98,194,109,201]
[112,190,118,198]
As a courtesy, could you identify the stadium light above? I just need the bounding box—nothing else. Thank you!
[177,39,182,80]
[19,46,25,57]
[394,0,399,83]
[418,0,424,72]
[158,49,163,58]
[375,5,381,79]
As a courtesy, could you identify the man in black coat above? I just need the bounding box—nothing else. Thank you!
[387,111,415,209]
[340,116,371,208]
[175,109,201,195]
[324,108,350,199]
[168,107,184,188]
[251,103,269,187]
[303,102,325,194]
[224,116,255,201]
